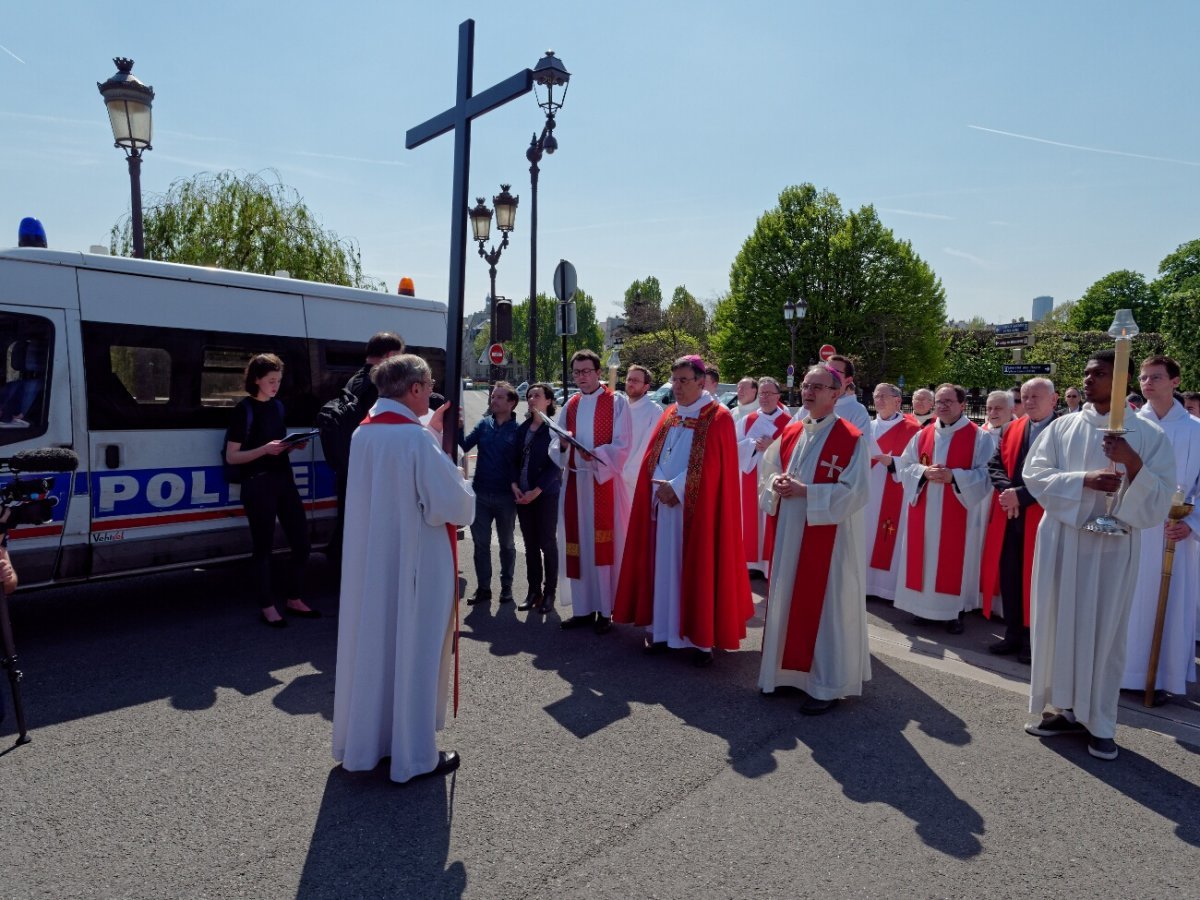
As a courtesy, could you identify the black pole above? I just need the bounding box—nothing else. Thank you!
[488,263,500,384]
[527,134,541,384]
[0,587,31,746]
[560,302,569,397]
[788,325,797,407]
[128,152,144,259]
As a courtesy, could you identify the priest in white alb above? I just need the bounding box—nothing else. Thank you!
[758,364,871,714]
[737,376,792,577]
[893,383,994,634]
[864,383,921,602]
[620,363,664,501]
[333,354,475,784]
[551,349,633,634]
[1023,349,1175,761]
[1120,355,1200,702]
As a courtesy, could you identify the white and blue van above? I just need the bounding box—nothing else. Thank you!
[0,248,446,587]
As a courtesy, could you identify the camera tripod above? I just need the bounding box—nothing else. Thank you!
[0,582,30,746]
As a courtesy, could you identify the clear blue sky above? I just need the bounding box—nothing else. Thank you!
[3,2,1197,327]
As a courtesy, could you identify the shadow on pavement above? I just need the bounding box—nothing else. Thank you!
[296,765,465,899]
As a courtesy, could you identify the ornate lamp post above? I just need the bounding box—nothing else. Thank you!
[470,185,519,383]
[97,58,154,259]
[783,297,808,405]
[525,50,570,384]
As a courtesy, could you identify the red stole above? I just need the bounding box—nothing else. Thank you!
[359,410,461,717]
[762,418,861,672]
[563,388,616,579]
[979,415,1042,625]
[904,420,979,596]
[869,414,921,572]
[740,407,790,562]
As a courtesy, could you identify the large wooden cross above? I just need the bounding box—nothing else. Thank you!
[407,19,533,454]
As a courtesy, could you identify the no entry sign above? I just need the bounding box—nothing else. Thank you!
[819,344,837,362]
[488,343,505,365]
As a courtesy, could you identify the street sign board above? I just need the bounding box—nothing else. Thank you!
[786,364,795,376]
[553,259,577,303]
[488,343,506,365]
[1002,363,1055,375]
[995,322,1031,335]
[819,344,837,362]
[786,375,794,388]
[995,334,1034,348]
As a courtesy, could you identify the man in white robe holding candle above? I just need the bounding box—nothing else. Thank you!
[1120,355,1200,703]
[1023,346,1175,761]
[893,384,995,634]
[333,355,475,784]
[758,364,871,714]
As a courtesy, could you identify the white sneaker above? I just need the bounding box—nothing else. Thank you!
[0,419,29,429]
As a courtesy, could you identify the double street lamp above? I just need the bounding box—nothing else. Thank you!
[783,297,808,406]
[525,50,570,384]
[470,185,519,383]
[97,58,154,259]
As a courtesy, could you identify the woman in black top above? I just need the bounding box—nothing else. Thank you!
[511,383,562,613]
[225,354,317,627]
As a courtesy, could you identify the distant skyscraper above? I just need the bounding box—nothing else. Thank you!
[1032,295,1053,322]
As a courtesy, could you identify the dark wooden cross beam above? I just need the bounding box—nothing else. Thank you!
[407,19,533,455]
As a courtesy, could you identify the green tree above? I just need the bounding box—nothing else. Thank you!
[665,285,707,338]
[711,184,945,388]
[1067,270,1160,333]
[110,169,380,289]
[1156,239,1200,294]
[509,290,604,386]
[937,329,1008,392]
[623,277,663,334]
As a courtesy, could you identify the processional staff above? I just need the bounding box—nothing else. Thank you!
[1144,488,1194,707]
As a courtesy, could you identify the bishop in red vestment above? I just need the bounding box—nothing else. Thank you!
[614,356,753,666]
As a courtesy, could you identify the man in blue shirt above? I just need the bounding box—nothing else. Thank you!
[461,382,520,605]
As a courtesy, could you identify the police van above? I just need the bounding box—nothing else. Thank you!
[0,248,446,587]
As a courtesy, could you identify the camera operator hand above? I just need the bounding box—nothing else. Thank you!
[0,545,16,595]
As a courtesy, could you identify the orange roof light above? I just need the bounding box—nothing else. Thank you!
[397,277,415,296]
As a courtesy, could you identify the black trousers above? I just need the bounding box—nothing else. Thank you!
[516,492,559,598]
[998,523,1030,646]
[241,469,310,607]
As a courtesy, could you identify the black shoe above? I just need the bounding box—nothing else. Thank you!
[414,750,461,780]
[517,593,541,611]
[466,591,492,606]
[692,649,714,668]
[643,638,668,655]
[499,592,514,604]
[593,615,612,635]
[284,605,322,619]
[1025,713,1086,737]
[1152,689,1170,707]
[989,639,1020,655]
[260,612,288,629]
[911,615,935,626]
[1087,737,1119,761]
[800,696,839,716]
[945,615,965,635]
[539,595,555,615]
[560,614,593,630]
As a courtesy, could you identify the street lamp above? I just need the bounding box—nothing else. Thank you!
[526,50,570,384]
[606,336,623,389]
[471,185,519,383]
[98,58,154,259]
[783,297,808,405]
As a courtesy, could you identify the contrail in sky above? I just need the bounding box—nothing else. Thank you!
[968,125,1200,168]
[0,44,25,64]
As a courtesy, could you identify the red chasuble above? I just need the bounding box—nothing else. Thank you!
[359,410,460,716]
[979,414,1042,625]
[740,407,792,561]
[904,420,980,596]
[613,401,754,650]
[761,418,862,671]
[869,414,921,571]
[563,388,616,579]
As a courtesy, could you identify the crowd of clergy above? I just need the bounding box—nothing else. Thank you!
[331,342,1198,782]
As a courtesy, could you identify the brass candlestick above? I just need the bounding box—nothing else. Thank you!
[1144,490,1194,707]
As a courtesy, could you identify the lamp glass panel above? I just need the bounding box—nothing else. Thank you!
[470,211,492,242]
[495,201,517,232]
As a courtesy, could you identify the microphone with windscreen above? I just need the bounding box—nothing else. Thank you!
[2,448,80,473]
[0,447,79,528]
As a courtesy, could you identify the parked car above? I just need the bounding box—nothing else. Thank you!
[554,386,580,405]
[651,382,675,406]
[516,381,529,400]
[717,391,739,409]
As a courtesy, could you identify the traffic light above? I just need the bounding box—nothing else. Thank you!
[494,296,513,342]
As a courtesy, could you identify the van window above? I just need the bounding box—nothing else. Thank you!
[201,348,253,408]
[110,346,171,404]
[0,313,54,446]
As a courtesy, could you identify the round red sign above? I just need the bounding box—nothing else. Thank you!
[819,344,837,362]
[488,343,505,365]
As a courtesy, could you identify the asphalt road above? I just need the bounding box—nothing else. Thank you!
[2,389,1199,899]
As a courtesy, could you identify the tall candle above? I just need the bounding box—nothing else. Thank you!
[1109,336,1132,430]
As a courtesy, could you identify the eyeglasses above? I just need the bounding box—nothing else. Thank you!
[759,389,780,396]
[571,368,597,376]
[800,382,835,392]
